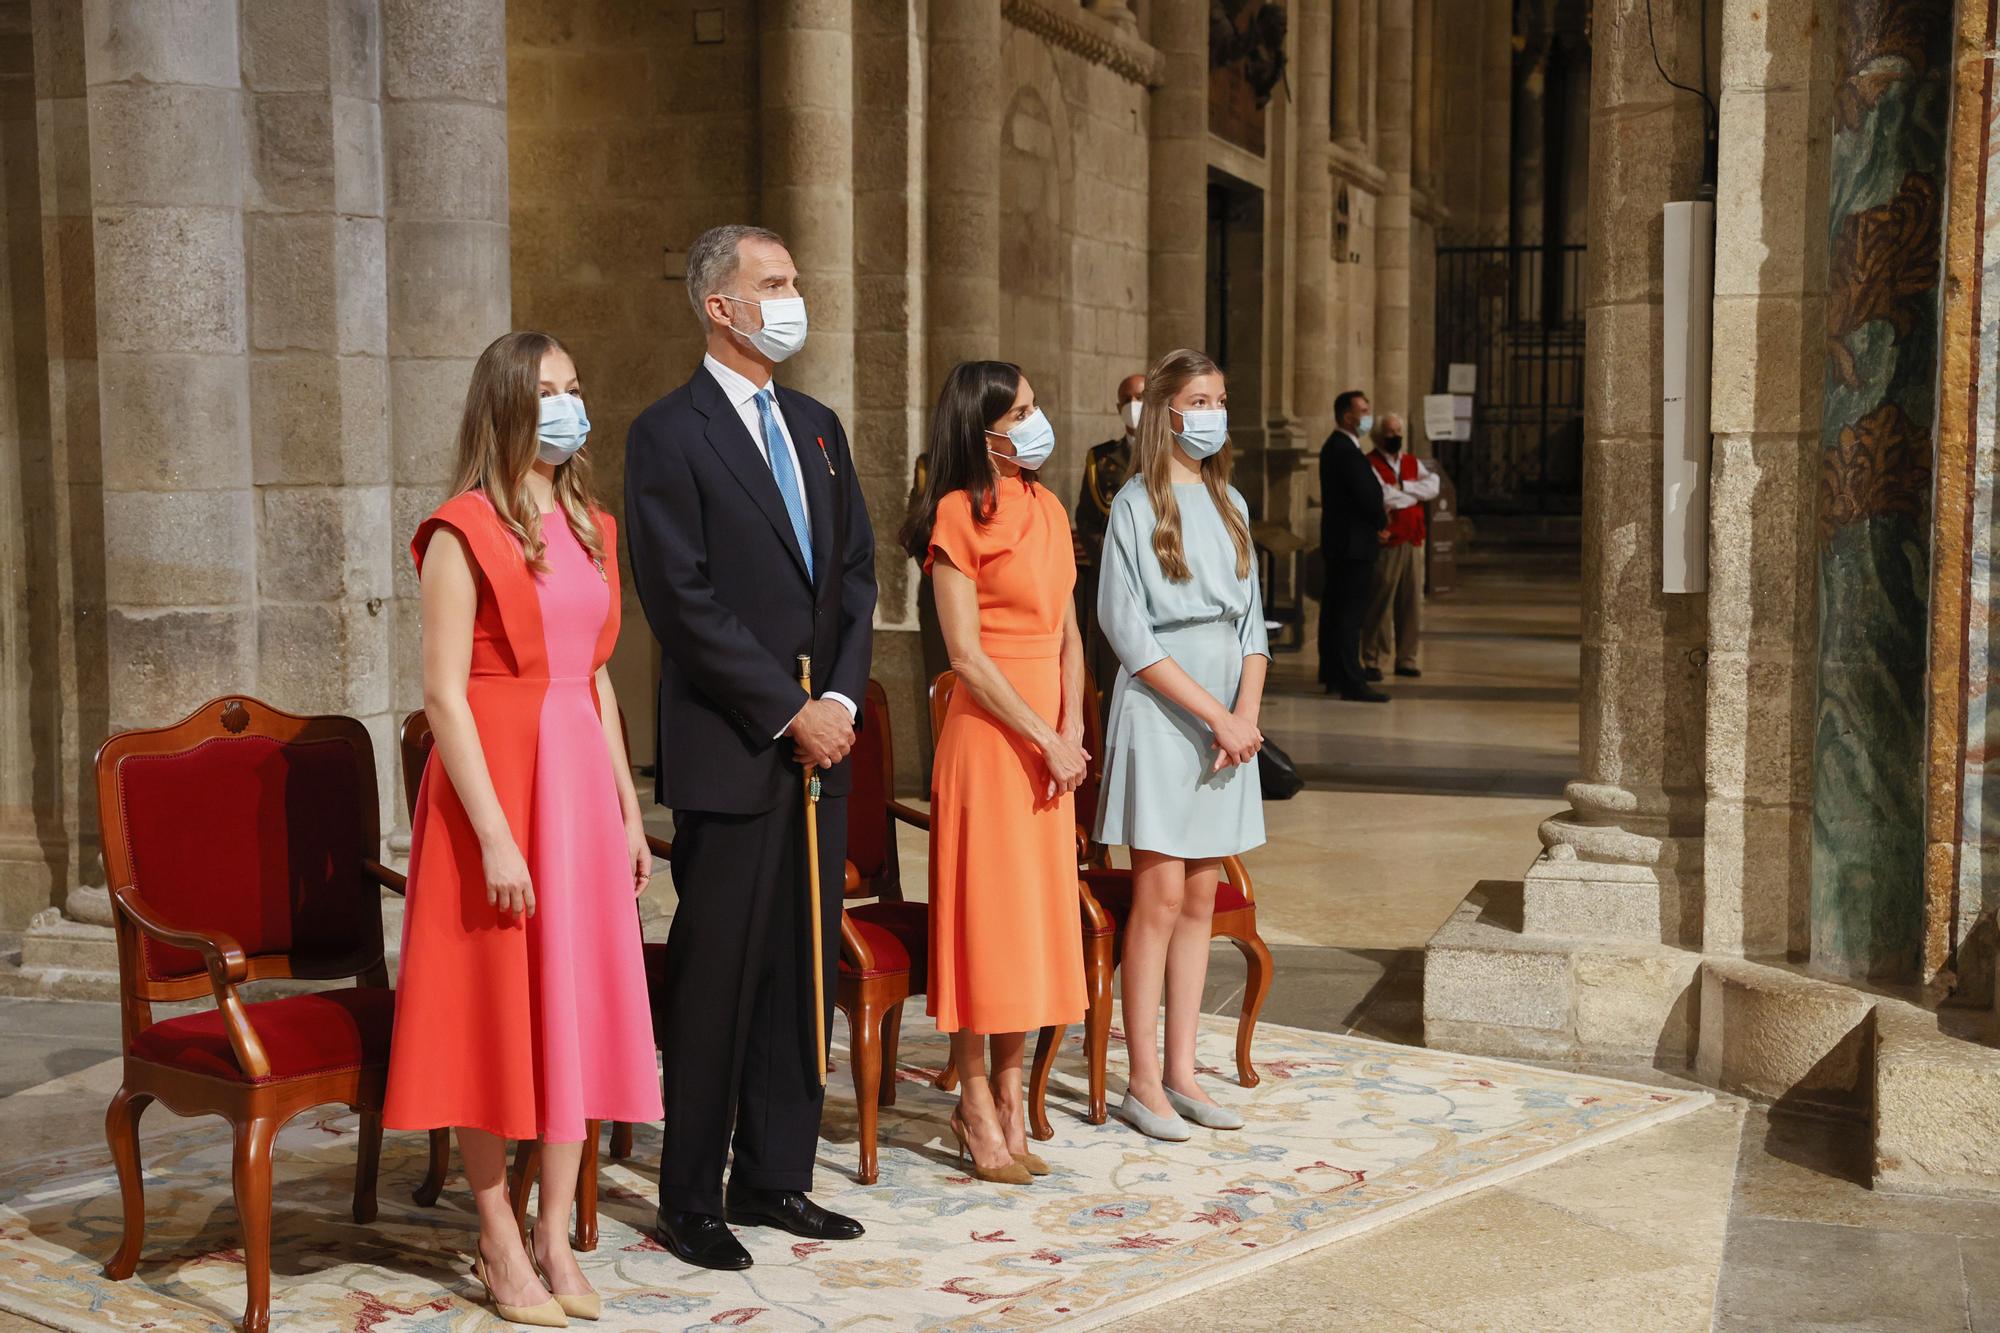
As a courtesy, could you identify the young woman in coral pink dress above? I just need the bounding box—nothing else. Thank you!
[385,331,661,1326]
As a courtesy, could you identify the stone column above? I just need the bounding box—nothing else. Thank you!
[1411,0,1434,195]
[23,0,104,927]
[381,0,509,733]
[760,0,853,425]
[855,0,926,782]
[1809,0,1950,981]
[1517,0,1709,947]
[1372,0,1412,415]
[925,0,1000,387]
[1332,0,1362,152]
[242,0,394,801]
[1700,0,1833,961]
[1478,0,1511,241]
[1295,0,1334,441]
[0,0,57,926]
[83,0,256,734]
[1146,0,1206,356]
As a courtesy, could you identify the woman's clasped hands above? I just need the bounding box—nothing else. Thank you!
[1208,709,1263,774]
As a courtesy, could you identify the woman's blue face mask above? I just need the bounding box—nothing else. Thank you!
[537,392,590,465]
[986,407,1056,470]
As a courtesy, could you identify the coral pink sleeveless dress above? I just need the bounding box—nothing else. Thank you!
[384,491,662,1143]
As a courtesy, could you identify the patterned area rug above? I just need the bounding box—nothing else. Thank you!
[0,1006,1707,1330]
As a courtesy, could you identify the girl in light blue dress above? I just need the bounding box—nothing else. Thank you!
[1094,347,1270,1141]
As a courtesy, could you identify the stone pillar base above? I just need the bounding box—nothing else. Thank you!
[1522,846,1673,944]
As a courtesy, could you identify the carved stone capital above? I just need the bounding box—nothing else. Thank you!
[1002,0,1165,87]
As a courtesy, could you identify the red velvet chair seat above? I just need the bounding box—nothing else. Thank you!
[841,900,929,989]
[129,987,394,1084]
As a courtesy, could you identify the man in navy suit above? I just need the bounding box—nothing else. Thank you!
[625,224,875,1271]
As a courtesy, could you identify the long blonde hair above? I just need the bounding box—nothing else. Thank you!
[449,330,605,572]
[1135,348,1252,581]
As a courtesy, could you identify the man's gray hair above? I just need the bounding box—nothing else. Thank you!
[686,224,786,327]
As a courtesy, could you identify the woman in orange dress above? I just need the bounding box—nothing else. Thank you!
[898,360,1089,1185]
[385,331,662,1325]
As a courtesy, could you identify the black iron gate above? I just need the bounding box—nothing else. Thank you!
[1431,243,1586,515]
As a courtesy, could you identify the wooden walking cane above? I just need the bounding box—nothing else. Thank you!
[797,655,828,1087]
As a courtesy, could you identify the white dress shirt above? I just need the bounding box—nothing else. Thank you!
[700,352,855,731]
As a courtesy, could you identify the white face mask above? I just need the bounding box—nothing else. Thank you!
[720,293,809,362]
[1121,399,1143,434]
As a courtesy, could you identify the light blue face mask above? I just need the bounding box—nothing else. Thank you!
[1356,412,1375,438]
[986,407,1056,471]
[537,392,590,465]
[1172,405,1229,460]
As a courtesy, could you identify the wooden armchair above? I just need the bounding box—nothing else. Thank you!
[98,695,448,1333]
[928,670,1274,1139]
[834,679,932,1183]
[400,709,625,1252]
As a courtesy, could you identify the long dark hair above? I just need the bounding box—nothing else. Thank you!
[898,360,1029,560]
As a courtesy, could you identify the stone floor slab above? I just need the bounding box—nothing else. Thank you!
[1712,1213,1974,1331]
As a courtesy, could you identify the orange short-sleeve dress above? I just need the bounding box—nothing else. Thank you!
[925,477,1087,1034]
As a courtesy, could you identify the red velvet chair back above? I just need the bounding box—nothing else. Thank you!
[844,680,899,900]
[98,696,385,998]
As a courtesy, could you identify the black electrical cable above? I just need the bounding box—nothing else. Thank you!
[1645,0,1719,193]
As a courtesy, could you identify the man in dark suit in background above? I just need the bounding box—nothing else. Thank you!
[1074,372,1145,703]
[1319,388,1389,702]
[625,223,874,1271]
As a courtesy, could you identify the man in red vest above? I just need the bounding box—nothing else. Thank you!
[1363,413,1440,680]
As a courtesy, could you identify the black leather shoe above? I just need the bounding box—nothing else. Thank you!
[654,1209,753,1271]
[724,1184,865,1240]
[1339,689,1390,703]
[1363,667,1384,682]
[1395,666,1422,678]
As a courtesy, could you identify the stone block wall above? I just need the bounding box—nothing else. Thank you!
[505,0,760,764]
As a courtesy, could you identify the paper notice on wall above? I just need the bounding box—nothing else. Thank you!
[1453,394,1473,439]
[1423,394,1460,441]
[1447,362,1477,394]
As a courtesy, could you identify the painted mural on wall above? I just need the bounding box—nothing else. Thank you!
[1811,0,1951,981]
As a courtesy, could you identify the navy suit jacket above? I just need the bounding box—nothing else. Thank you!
[624,364,876,814]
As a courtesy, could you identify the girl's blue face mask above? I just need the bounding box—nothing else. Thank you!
[986,407,1057,471]
[537,392,590,465]
[1171,405,1229,460]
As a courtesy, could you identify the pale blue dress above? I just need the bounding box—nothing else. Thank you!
[1093,479,1270,858]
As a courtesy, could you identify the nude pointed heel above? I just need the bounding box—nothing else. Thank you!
[528,1227,601,1322]
[1012,1150,1052,1176]
[949,1111,1032,1185]
[473,1250,569,1328]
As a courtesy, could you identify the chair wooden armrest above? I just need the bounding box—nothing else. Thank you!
[887,799,930,831]
[1076,877,1113,932]
[645,834,673,861]
[112,885,272,1079]
[1222,854,1255,906]
[362,858,407,896]
[838,897,875,972]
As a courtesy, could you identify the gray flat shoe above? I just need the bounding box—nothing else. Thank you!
[1165,1085,1244,1131]
[1116,1092,1192,1142]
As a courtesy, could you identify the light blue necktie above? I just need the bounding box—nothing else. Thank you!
[754,388,814,578]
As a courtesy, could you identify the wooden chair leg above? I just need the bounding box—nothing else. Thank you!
[414,1127,450,1206]
[352,1108,383,1224]
[609,1120,634,1161]
[1027,1025,1061,1141]
[934,1060,959,1093]
[1230,930,1274,1088]
[232,1116,279,1333]
[102,1087,153,1281]
[575,1122,600,1252]
[1083,934,1115,1124]
[850,1000,883,1185]
[509,1139,539,1237]
[878,1002,903,1109]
